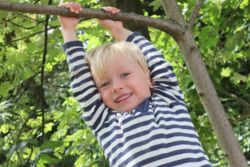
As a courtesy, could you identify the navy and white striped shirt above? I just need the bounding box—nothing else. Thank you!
[63,32,212,167]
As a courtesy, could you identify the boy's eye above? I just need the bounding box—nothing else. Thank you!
[121,72,130,78]
[99,81,110,89]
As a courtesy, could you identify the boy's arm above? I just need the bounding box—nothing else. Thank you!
[109,27,132,41]
[63,41,110,132]
[126,32,184,101]
[58,2,81,42]
[59,2,110,133]
[61,27,77,42]
[97,7,133,41]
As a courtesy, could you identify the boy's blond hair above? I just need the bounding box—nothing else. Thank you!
[86,41,149,81]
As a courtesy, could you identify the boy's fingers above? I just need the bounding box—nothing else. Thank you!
[59,2,83,13]
[102,6,121,14]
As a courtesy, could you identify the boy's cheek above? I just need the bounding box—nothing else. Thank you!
[100,91,112,104]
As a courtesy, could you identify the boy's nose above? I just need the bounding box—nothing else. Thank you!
[112,79,123,92]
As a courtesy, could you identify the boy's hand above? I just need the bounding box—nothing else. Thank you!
[58,2,83,42]
[98,6,132,41]
[98,7,124,33]
[58,2,83,30]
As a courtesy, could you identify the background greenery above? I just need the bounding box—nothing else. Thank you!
[0,0,249,166]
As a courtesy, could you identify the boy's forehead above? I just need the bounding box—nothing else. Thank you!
[92,52,145,81]
[103,60,129,72]
[111,53,135,62]
[108,54,138,68]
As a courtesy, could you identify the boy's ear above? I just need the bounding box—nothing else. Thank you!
[147,70,153,88]
[149,78,153,88]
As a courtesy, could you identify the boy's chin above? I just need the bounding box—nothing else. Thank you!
[112,108,133,113]
[112,103,142,113]
[110,105,135,113]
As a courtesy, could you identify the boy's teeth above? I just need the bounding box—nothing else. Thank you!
[115,94,131,103]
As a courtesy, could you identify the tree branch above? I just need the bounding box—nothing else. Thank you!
[238,111,250,121]
[220,90,250,121]
[11,26,58,43]
[220,90,250,109]
[0,1,183,40]
[189,0,204,28]
[161,0,186,24]
[161,0,248,166]
[5,19,44,30]
[40,0,52,142]
[10,133,24,165]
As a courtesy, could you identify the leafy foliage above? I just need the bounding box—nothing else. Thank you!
[0,0,249,166]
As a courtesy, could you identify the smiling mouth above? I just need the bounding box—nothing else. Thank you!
[114,93,133,103]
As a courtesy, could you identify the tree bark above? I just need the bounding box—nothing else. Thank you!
[161,0,248,166]
[0,1,182,40]
[0,1,248,166]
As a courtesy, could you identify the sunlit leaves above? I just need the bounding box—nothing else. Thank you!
[0,82,14,98]
[149,0,161,12]
[239,0,249,9]
[221,67,232,77]
[36,154,60,167]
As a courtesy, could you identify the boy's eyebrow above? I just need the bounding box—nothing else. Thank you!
[95,77,108,85]
[95,82,103,89]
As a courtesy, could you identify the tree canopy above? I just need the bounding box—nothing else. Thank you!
[0,0,249,166]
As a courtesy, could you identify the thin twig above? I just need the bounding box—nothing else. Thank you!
[18,13,42,22]
[220,89,250,121]
[10,18,91,43]
[220,90,250,109]
[40,0,52,142]
[5,19,45,30]
[10,133,24,165]
[189,0,204,28]
[11,26,58,43]
[237,111,250,121]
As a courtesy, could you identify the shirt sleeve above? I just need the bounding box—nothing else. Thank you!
[126,32,185,102]
[63,41,110,133]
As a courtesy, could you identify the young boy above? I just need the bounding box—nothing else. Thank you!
[59,2,212,167]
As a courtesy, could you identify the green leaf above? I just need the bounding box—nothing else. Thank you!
[36,161,46,167]
[220,67,232,77]
[232,73,247,83]
[246,75,250,88]
[240,0,249,9]
[149,0,162,11]
[74,155,86,167]
[0,82,13,98]
[41,140,63,150]
[0,124,10,133]
[38,154,60,164]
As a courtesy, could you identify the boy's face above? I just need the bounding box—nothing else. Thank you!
[94,54,152,112]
